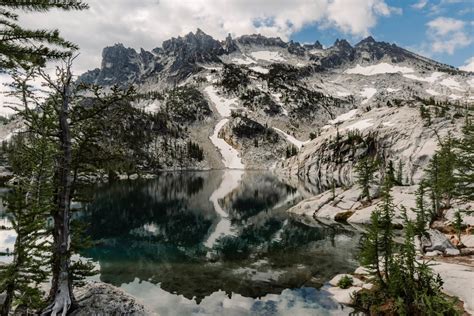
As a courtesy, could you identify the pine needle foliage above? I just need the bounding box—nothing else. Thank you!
[0,0,88,69]
[356,186,460,315]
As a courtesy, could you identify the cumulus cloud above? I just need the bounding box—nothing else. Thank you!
[324,0,401,36]
[17,0,400,72]
[459,57,474,71]
[411,0,428,10]
[426,17,472,54]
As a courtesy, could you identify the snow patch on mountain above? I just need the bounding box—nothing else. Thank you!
[403,72,443,83]
[336,91,352,97]
[249,66,269,74]
[231,56,255,65]
[345,63,414,76]
[426,89,440,96]
[249,51,285,62]
[210,119,244,169]
[440,77,464,91]
[328,109,358,124]
[386,88,400,93]
[273,128,309,149]
[204,85,239,117]
[345,119,374,131]
[360,88,377,104]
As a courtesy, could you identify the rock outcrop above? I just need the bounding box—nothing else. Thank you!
[71,282,152,316]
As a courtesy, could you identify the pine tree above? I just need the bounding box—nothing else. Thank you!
[426,153,442,219]
[413,181,429,234]
[437,134,456,209]
[0,128,55,315]
[359,209,385,287]
[355,156,379,201]
[8,61,135,315]
[454,118,473,201]
[359,177,395,289]
[386,160,396,185]
[356,189,460,315]
[0,0,88,69]
[426,135,457,219]
[453,211,463,245]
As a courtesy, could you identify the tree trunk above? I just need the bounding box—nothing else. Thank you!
[43,66,75,316]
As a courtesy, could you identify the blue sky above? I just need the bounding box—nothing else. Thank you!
[291,0,473,67]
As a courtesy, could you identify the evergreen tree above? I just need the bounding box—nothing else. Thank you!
[454,118,473,201]
[426,135,457,219]
[437,134,456,209]
[356,188,460,315]
[426,153,442,219]
[396,160,404,186]
[0,0,88,69]
[355,156,379,201]
[0,132,54,315]
[8,61,135,315]
[453,211,463,245]
[359,177,395,289]
[385,160,397,185]
[413,181,429,234]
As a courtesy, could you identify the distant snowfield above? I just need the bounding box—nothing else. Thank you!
[249,66,269,74]
[386,88,400,93]
[440,77,464,91]
[231,56,255,65]
[345,63,414,76]
[210,119,244,169]
[328,109,358,124]
[345,119,374,131]
[249,51,285,62]
[272,127,309,149]
[204,170,243,248]
[204,85,239,117]
[426,89,440,96]
[336,91,352,97]
[360,87,377,104]
[403,72,443,83]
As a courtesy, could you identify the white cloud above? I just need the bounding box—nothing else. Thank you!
[16,0,400,73]
[324,0,401,36]
[426,17,472,54]
[427,17,465,36]
[412,0,428,10]
[459,57,474,71]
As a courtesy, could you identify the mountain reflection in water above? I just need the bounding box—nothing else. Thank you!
[80,170,361,315]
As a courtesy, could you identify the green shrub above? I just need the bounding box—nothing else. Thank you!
[337,275,354,289]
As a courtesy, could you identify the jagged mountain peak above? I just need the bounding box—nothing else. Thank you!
[333,39,352,50]
[236,34,287,47]
[78,30,464,88]
[356,36,376,46]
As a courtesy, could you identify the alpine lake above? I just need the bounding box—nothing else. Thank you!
[1,171,363,315]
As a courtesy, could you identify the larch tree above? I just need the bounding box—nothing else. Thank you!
[455,117,473,202]
[4,59,135,315]
[0,71,55,315]
[354,156,379,202]
[0,0,88,69]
